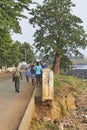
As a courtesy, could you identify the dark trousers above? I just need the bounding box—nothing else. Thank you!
[15,77,20,92]
[36,74,42,87]
[32,79,35,86]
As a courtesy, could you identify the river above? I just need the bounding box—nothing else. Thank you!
[73,64,87,70]
[66,64,87,79]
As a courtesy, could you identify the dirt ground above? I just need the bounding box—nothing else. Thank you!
[30,82,87,130]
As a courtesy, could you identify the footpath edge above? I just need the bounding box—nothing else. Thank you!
[18,87,37,130]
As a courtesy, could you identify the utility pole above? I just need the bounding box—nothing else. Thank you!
[25,50,26,62]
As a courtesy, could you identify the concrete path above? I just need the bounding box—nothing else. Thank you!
[0,73,34,130]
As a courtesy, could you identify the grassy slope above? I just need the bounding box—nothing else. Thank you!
[30,74,87,130]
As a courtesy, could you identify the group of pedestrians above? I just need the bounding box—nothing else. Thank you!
[25,64,35,86]
[12,61,48,93]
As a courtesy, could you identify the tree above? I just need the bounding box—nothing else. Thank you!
[0,0,32,45]
[0,0,32,33]
[29,0,87,74]
[0,40,35,68]
[0,30,13,68]
[15,41,35,63]
[0,41,21,68]
[0,0,32,68]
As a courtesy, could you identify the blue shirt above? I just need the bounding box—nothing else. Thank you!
[35,65,42,75]
[30,68,35,74]
[25,69,31,76]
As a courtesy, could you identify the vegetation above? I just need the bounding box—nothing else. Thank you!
[30,73,87,130]
[0,0,32,46]
[54,74,87,118]
[0,41,35,68]
[15,41,35,63]
[0,0,33,68]
[45,123,58,130]
[29,0,87,73]
[0,0,31,34]
[0,0,87,71]
[54,74,86,91]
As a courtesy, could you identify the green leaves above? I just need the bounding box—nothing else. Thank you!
[0,0,32,49]
[18,42,35,63]
[30,0,87,59]
[0,41,35,67]
[0,0,31,33]
[0,0,33,67]
[29,0,87,73]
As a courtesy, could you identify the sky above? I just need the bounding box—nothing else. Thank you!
[12,0,87,57]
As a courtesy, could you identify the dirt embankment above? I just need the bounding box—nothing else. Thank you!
[30,78,87,130]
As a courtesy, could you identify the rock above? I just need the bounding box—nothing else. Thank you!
[53,118,60,125]
[81,119,87,124]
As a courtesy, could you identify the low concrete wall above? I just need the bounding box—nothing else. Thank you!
[18,88,37,130]
[18,68,54,130]
[0,67,14,73]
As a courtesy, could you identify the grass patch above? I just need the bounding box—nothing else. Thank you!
[54,74,86,90]
[58,101,66,117]
[45,123,58,130]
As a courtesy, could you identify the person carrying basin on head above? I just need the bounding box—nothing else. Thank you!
[35,61,42,87]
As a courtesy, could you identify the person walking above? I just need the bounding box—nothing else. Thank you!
[35,62,42,87]
[25,67,31,82]
[30,65,36,86]
[42,62,48,69]
[12,63,22,93]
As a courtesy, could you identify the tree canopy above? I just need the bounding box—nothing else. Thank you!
[0,0,32,33]
[0,0,32,45]
[0,0,32,50]
[18,41,35,63]
[0,41,35,68]
[29,0,87,73]
[0,0,34,68]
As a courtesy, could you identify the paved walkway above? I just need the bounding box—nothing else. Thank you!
[0,73,34,130]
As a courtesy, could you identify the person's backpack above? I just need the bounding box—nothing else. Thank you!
[14,68,20,77]
[12,68,22,81]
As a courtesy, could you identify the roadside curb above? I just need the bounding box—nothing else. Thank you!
[18,87,37,130]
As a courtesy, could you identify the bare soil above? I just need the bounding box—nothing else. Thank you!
[30,81,87,130]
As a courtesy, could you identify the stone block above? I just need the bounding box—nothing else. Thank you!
[42,68,54,101]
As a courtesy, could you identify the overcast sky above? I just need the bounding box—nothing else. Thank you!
[12,0,87,57]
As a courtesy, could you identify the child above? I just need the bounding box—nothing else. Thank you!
[25,67,31,82]
[30,65,36,86]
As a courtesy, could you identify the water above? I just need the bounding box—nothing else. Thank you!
[70,64,87,80]
[73,64,87,70]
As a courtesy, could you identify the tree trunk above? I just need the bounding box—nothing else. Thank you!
[52,53,60,74]
[5,58,7,73]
